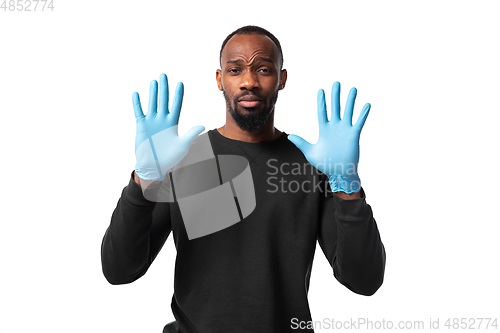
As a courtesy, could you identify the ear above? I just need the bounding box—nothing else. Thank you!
[216,69,223,91]
[279,69,288,90]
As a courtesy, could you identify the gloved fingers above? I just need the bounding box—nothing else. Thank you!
[132,92,145,120]
[182,125,205,145]
[317,89,328,124]
[147,80,159,118]
[354,103,371,132]
[343,87,357,126]
[158,73,169,116]
[169,82,184,125]
[287,134,312,154]
[331,81,341,122]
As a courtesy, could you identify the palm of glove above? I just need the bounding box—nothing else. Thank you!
[134,74,204,181]
[307,117,361,176]
[287,82,370,192]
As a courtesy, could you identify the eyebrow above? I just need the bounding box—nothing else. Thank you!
[226,56,274,64]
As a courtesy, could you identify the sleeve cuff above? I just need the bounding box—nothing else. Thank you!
[124,170,158,207]
[332,187,371,222]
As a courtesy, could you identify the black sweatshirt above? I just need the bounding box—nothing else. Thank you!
[101,129,386,333]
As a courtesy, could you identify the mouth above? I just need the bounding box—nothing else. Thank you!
[238,95,262,108]
[238,100,262,108]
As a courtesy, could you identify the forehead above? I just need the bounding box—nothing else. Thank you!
[222,33,279,65]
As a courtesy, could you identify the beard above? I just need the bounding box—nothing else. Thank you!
[223,88,279,132]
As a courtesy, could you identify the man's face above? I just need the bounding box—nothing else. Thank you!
[217,33,286,131]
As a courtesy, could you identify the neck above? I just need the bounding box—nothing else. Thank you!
[217,109,282,143]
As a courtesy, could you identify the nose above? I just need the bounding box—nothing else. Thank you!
[239,70,260,90]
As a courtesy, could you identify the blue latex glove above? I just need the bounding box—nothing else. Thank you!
[287,82,370,193]
[134,73,205,181]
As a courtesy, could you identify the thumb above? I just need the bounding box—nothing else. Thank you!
[181,125,205,145]
[287,134,312,154]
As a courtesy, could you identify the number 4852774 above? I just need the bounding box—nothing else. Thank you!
[1,0,54,11]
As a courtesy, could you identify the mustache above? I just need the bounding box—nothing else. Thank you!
[234,91,265,101]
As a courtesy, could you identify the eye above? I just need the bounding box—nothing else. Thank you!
[258,68,271,74]
[228,68,241,74]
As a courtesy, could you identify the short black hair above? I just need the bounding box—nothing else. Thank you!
[219,25,284,69]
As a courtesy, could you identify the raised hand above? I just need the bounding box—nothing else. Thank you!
[287,81,370,193]
[134,73,205,181]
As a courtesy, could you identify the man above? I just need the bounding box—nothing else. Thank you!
[101,25,385,333]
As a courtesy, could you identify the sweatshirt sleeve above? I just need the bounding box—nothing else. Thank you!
[101,171,172,285]
[317,180,386,296]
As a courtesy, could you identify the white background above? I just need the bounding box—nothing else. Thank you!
[1,0,499,332]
